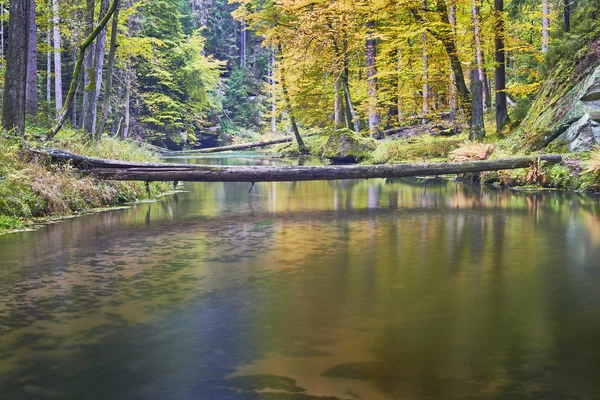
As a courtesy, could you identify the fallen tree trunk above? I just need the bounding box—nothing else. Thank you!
[172,135,315,154]
[34,148,562,183]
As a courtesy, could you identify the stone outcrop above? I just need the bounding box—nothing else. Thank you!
[320,129,377,163]
[521,40,600,151]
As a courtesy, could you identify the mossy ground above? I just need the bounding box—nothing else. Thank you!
[0,127,171,235]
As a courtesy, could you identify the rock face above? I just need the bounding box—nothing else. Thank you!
[320,129,377,163]
[521,40,600,151]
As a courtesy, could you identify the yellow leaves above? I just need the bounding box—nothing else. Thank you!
[506,82,541,98]
[116,36,164,62]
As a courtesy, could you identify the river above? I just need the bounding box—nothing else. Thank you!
[1,153,600,399]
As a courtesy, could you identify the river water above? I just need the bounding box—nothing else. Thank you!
[1,153,600,399]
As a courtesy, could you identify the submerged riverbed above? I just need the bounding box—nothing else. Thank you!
[1,153,600,399]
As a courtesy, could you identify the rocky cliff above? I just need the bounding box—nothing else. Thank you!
[520,40,600,152]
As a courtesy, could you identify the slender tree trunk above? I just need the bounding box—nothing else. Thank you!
[448,5,457,119]
[471,0,488,108]
[494,0,510,131]
[123,68,130,138]
[89,0,109,137]
[342,68,360,132]
[563,0,570,32]
[46,0,119,139]
[46,24,52,112]
[397,48,403,122]
[240,18,246,68]
[71,38,78,124]
[0,4,4,60]
[481,49,491,108]
[111,74,123,136]
[2,0,30,134]
[542,0,549,52]
[422,0,471,123]
[421,3,429,121]
[365,19,379,136]
[270,47,277,133]
[52,0,63,111]
[334,78,344,128]
[25,0,37,117]
[80,0,96,130]
[98,2,120,137]
[277,45,306,153]
[470,70,485,139]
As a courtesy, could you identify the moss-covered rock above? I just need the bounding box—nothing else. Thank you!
[370,135,465,164]
[519,40,600,151]
[319,129,377,163]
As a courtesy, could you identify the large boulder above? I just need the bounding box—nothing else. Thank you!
[520,40,600,151]
[319,129,377,163]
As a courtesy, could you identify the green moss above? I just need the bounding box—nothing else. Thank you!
[318,129,376,162]
[370,135,465,164]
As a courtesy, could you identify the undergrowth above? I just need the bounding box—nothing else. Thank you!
[0,127,170,234]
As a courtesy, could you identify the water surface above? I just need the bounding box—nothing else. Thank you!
[1,153,600,399]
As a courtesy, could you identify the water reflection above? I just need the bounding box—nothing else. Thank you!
[1,153,600,399]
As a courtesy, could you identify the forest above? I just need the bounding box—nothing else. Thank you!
[0,0,600,231]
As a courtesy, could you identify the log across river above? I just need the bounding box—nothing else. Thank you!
[35,148,563,183]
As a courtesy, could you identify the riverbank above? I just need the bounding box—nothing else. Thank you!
[272,129,600,193]
[0,128,170,235]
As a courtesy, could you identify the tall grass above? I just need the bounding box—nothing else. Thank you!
[0,128,169,234]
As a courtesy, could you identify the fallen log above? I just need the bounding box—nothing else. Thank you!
[33,148,562,183]
[170,134,315,154]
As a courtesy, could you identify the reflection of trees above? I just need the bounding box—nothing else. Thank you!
[2,156,600,398]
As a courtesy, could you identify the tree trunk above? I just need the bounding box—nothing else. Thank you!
[421,0,429,122]
[481,49,491,108]
[334,78,344,128]
[46,0,120,139]
[280,72,306,153]
[52,0,63,111]
[2,0,30,134]
[38,148,563,183]
[71,43,78,124]
[542,0,550,53]
[276,45,306,152]
[46,24,52,114]
[240,18,246,68]
[448,5,457,119]
[90,0,110,137]
[563,0,570,33]
[124,68,131,138]
[470,71,485,139]
[494,0,510,131]
[174,134,316,154]
[365,19,379,136]
[471,0,487,107]
[98,2,120,137]
[25,0,37,118]
[0,4,4,60]
[270,47,277,133]
[397,48,403,122]
[422,0,471,124]
[80,0,96,131]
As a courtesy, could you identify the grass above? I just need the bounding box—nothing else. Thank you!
[0,126,170,235]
